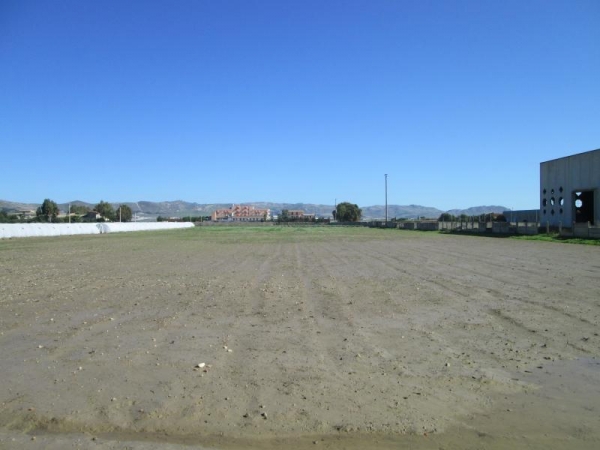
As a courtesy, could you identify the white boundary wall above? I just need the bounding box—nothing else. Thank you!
[0,222,194,239]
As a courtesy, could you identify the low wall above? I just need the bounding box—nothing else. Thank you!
[368,221,396,228]
[493,222,539,235]
[417,221,441,231]
[492,222,511,234]
[403,221,540,236]
[438,222,487,233]
[516,224,539,235]
[568,224,600,239]
[197,221,273,226]
[330,222,370,227]
[0,222,194,239]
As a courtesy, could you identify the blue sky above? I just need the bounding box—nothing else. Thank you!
[1,0,598,210]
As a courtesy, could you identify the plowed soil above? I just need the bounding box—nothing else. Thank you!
[1,227,599,449]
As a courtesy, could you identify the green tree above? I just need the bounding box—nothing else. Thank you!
[95,200,115,221]
[336,202,362,222]
[70,204,90,215]
[36,198,60,222]
[116,204,133,222]
[279,209,289,223]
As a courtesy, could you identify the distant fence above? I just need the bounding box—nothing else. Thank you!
[562,223,600,239]
[196,221,274,227]
[355,220,600,238]
[0,222,194,239]
[395,221,541,235]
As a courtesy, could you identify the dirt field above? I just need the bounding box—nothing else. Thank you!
[1,227,599,449]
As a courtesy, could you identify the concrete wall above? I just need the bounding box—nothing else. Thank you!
[400,222,417,230]
[516,223,539,235]
[438,221,487,232]
[0,222,194,239]
[492,222,511,234]
[566,224,600,239]
[417,221,441,231]
[540,148,600,227]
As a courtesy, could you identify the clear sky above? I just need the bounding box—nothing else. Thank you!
[2,0,599,210]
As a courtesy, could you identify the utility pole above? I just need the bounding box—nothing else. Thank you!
[385,174,388,224]
[119,206,122,222]
[69,203,71,224]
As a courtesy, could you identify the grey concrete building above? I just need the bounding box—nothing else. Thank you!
[502,209,540,224]
[540,148,600,227]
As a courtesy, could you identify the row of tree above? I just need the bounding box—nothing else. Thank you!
[3,200,367,224]
[0,199,134,223]
[93,200,133,222]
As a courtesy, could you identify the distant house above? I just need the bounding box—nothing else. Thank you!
[286,210,315,221]
[83,211,102,221]
[13,208,37,219]
[211,204,271,222]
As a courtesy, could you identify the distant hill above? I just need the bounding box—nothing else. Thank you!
[1,199,509,220]
[0,200,38,213]
[362,204,445,220]
[445,206,509,217]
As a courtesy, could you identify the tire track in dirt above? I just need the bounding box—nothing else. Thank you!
[290,242,396,430]
[304,236,599,373]
[355,239,599,343]
[164,242,286,435]
[310,239,573,404]
[218,243,296,432]
[294,241,461,433]
[284,241,367,430]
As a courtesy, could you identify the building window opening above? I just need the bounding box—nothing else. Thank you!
[573,191,595,223]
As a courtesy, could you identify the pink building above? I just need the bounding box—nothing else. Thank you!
[211,204,271,222]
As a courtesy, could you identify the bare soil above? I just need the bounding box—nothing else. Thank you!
[1,227,599,449]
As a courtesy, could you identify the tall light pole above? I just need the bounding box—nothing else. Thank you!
[384,174,388,224]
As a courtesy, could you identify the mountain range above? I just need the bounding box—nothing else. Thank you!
[1,199,508,220]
